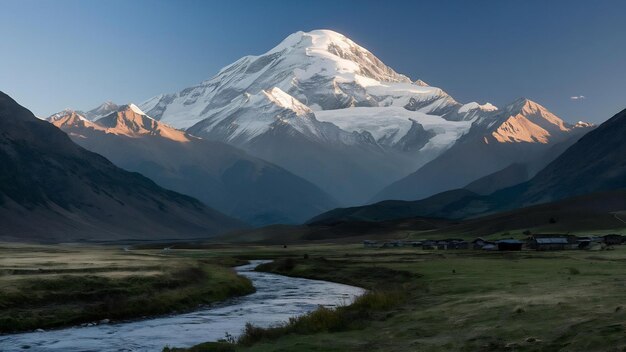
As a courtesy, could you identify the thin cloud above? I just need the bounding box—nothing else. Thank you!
[570,95,586,101]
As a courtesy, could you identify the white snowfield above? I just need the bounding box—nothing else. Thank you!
[315,107,473,152]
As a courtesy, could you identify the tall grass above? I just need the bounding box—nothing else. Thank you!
[237,289,406,346]
[0,263,254,333]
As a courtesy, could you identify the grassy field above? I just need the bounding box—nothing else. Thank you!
[0,243,254,333]
[165,243,626,352]
[3,242,625,351]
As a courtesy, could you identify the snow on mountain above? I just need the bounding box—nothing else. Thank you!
[458,102,497,114]
[574,121,594,128]
[186,87,363,147]
[140,29,457,130]
[83,101,120,120]
[137,29,592,205]
[315,106,473,154]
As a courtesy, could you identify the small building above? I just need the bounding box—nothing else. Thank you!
[448,240,469,249]
[482,243,497,251]
[497,239,523,251]
[363,240,378,248]
[381,240,407,248]
[422,240,436,250]
[472,237,487,249]
[531,237,568,251]
[436,240,448,250]
[576,237,592,249]
[603,234,625,245]
[410,241,423,248]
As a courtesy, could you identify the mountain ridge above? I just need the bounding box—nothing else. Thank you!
[0,91,245,242]
[50,104,339,225]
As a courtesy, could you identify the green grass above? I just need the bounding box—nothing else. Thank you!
[167,245,626,352]
[0,244,254,333]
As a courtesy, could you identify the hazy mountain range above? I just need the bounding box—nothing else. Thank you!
[0,92,244,242]
[50,104,337,226]
[310,107,626,226]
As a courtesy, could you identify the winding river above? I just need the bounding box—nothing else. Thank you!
[0,260,365,351]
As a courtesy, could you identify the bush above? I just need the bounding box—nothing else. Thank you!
[277,258,296,271]
[568,267,581,275]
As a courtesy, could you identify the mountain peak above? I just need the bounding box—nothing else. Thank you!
[505,97,543,113]
[142,29,452,128]
[118,103,148,117]
[84,101,119,120]
[484,98,572,144]
[246,29,413,85]
[50,110,104,134]
[89,104,191,142]
[269,29,355,53]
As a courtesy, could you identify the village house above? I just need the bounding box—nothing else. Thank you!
[529,237,569,251]
[472,237,487,249]
[422,240,436,250]
[496,239,524,251]
[472,237,497,250]
[447,240,469,249]
[603,234,625,245]
[363,240,378,248]
[482,243,497,251]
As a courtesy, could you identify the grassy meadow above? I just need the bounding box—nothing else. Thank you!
[2,241,625,351]
[0,243,254,333]
[164,243,626,352]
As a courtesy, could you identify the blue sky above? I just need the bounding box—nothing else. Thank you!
[1,0,624,124]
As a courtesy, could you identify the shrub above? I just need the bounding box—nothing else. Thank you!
[568,267,581,275]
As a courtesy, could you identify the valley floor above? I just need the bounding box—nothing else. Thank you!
[165,244,626,352]
[3,242,625,351]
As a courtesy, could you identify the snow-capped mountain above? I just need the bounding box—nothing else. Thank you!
[142,30,444,127]
[50,104,338,225]
[142,30,493,129]
[374,98,594,202]
[140,29,508,204]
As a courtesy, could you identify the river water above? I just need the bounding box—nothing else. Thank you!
[0,260,365,351]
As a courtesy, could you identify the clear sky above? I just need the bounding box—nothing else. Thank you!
[1,0,624,124]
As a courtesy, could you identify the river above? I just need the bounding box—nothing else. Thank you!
[0,260,365,351]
